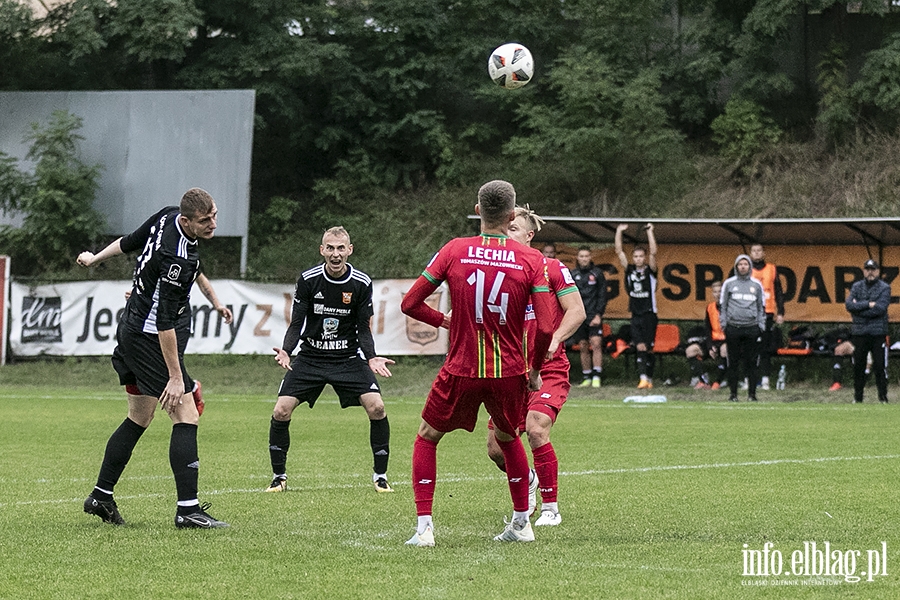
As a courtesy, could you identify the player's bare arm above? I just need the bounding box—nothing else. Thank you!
[646,223,658,271]
[528,369,543,392]
[158,328,187,415]
[77,237,125,267]
[196,273,233,324]
[614,224,629,269]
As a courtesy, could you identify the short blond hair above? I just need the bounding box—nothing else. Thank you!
[322,226,351,244]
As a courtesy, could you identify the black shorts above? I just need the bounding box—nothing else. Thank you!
[111,323,193,398]
[278,354,381,408]
[570,319,603,344]
[630,312,658,347]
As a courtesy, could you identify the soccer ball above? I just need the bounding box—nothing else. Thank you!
[487,43,534,89]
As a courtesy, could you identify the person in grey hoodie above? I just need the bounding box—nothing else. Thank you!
[720,254,766,402]
[845,259,891,403]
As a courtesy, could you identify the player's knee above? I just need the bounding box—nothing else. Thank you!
[128,410,154,428]
[486,434,504,465]
[173,413,199,426]
[526,426,550,449]
[367,405,386,420]
[272,401,294,421]
[361,393,386,419]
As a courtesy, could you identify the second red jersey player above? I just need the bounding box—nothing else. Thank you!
[486,205,585,528]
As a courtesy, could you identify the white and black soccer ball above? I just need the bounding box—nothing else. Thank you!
[487,43,534,89]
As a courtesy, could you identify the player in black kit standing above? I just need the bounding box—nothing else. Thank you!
[77,188,228,528]
[615,223,659,389]
[267,227,395,493]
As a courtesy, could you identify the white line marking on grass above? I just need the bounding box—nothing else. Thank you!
[561,454,900,477]
[6,455,899,508]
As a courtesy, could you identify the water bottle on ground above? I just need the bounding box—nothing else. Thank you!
[776,365,786,390]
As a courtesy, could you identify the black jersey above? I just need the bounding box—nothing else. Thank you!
[282,263,377,361]
[119,207,200,334]
[571,263,607,318]
[624,264,657,315]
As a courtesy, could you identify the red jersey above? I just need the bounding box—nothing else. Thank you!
[525,257,578,369]
[402,234,552,378]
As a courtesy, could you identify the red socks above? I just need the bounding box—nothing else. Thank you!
[412,435,438,516]
[496,436,530,513]
[532,442,558,503]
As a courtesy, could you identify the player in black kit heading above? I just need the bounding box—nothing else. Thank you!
[267,227,395,493]
[615,223,659,389]
[76,188,228,528]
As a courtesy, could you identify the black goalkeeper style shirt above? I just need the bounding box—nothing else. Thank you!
[120,206,200,335]
[282,263,377,362]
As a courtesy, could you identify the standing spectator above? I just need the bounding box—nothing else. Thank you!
[267,227,395,494]
[76,188,229,528]
[845,259,891,403]
[541,243,557,259]
[720,255,765,402]
[615,223,659,389]
[569,247,607,387]
[749,243,785,390]
[485,205,585,527]
[401,180,555,547]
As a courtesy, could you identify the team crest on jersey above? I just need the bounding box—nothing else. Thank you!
[342,292,352,304]
[167,264,182,280]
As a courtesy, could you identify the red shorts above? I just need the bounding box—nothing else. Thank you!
[487,363,570,431]
[528,363,570,421]
[422,368,528,436]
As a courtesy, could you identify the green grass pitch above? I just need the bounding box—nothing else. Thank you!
[0,356,898,599]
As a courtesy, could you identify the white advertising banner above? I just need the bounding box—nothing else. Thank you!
[9,279,448,357]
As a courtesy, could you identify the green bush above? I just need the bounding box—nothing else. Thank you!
[0,110,105,277]
[711,98,782,168]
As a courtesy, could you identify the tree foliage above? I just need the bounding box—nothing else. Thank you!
[0,110,105,276]
[3,0,900,275]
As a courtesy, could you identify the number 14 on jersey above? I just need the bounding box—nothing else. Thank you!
[467,269,509,325]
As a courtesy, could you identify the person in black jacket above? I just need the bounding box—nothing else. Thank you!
[568,247,607,387]
[845,259,891,403]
